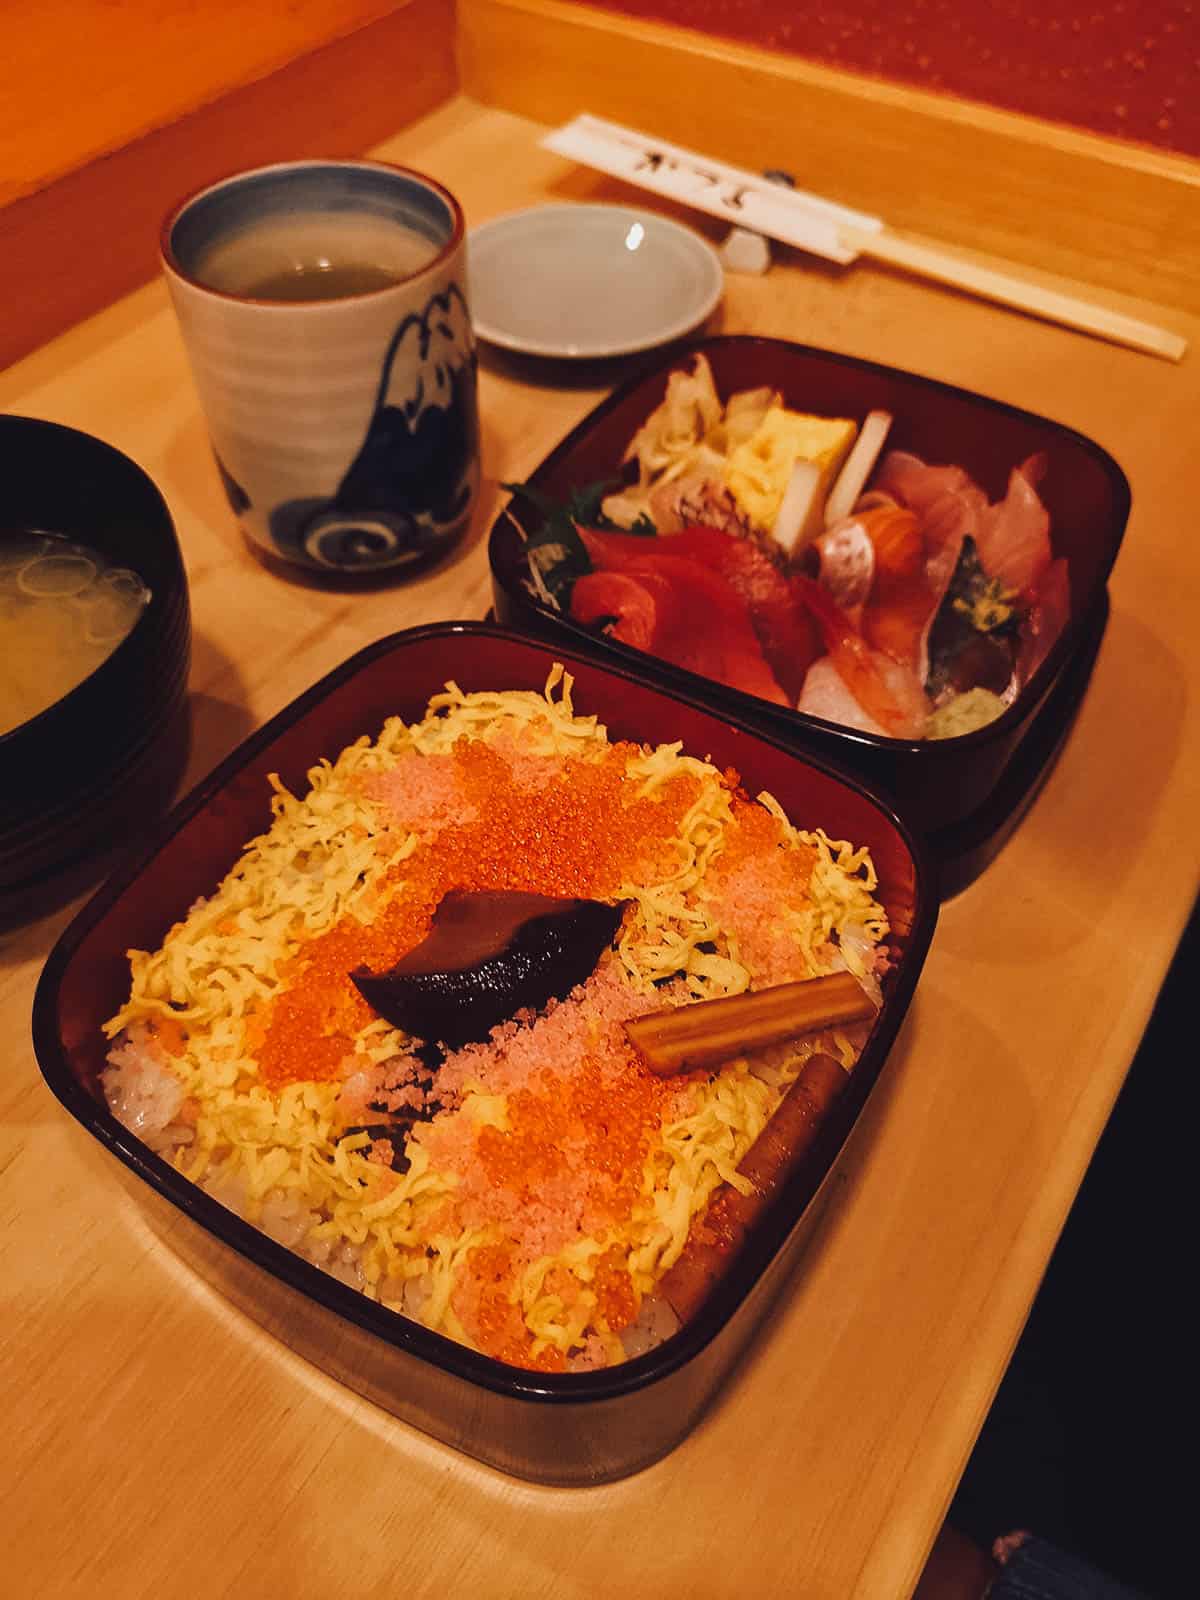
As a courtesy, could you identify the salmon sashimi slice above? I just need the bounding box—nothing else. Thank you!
[852,505,941,678]
[873,450,982,594]
[569,556,790,707]
[577,525,820,699]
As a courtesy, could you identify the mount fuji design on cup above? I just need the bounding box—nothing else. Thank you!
[163,161,479,576]
[252,282,476,569]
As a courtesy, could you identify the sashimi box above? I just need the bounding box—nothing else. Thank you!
[488,336,1130,893]
[33,624,935,1486]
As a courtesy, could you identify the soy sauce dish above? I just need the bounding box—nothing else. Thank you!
[33,624,934,1485]
[488,336,1131,893]
[1,417,191,904]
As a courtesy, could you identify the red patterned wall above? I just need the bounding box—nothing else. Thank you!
[574,0,1200,157]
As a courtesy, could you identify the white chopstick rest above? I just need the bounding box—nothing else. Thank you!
[721,226,772,276]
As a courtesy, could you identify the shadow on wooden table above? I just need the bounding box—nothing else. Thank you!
[476,333,699,394]
[936,902,1198,1600]
[932,604,1187,971]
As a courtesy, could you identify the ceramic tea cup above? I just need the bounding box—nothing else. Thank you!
[162,160,479,576]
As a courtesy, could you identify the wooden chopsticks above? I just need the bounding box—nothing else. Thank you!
[624,971,878,1076]
[841,226,1188,363]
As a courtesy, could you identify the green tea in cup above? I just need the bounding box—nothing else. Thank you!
[162,161,478,576]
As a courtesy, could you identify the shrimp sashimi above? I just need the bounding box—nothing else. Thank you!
[793,575,928,739]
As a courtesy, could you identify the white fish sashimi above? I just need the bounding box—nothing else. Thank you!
[974,453,1052,594]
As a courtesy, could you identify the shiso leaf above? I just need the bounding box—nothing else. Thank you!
[502,479,658,611]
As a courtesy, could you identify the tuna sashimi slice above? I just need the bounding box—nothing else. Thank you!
[578,525,819,699]
[567,570,658,650]
[569,556,790,707]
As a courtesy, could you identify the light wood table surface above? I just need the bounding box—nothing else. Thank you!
[2,96,1197,1600]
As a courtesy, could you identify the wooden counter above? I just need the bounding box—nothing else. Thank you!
[2,91,1198,1600]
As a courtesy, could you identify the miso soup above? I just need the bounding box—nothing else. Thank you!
[0,531,151,736]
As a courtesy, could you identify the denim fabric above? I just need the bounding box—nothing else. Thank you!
[989,1536,1155,1600]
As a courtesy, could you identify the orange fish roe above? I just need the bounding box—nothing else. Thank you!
[592,1245,639,1332]
[258,985,368,1090]
[452,1243,566,1372]
[475,1054,667,1233]
[410,964,692,1368]
[701,795,820,988]
[417,738,703,902]
[257,741,703,1091]
[152,1016,189,1058]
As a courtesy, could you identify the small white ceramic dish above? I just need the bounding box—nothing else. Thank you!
[468,203,724,358]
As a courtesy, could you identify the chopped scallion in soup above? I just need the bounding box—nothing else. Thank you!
[0,531,150,736]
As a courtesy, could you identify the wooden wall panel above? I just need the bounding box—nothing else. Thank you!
[0,0,457,372]
[457,0,1200,317]
[1,2,401,206]
[551,0,1200,158]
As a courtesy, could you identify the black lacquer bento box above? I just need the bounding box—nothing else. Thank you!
[488,336,1131,896]
[33,623,935,1486]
